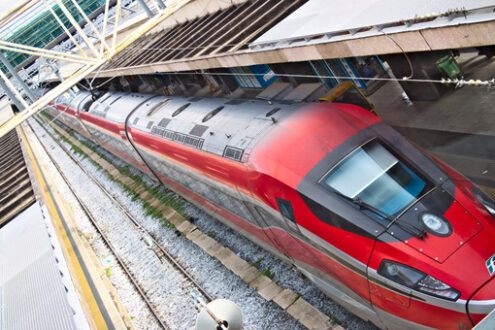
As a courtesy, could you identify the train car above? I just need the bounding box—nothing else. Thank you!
[44,90,495,329]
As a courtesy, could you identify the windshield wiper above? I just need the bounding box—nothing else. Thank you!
[333,190,426,239]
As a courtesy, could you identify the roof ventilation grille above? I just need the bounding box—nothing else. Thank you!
[189,124,209,137]
[266,107,281,117]
[172,103,191,117]
[147,99,170,116]
[158,118,171,128]
[162,129,204,150]
[223,146,244,162]
[151,126,165,136]
[225,99,245,105]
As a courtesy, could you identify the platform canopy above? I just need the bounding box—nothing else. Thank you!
[252,0,495,47]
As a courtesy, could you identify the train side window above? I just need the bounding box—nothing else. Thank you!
[276,198,296,224]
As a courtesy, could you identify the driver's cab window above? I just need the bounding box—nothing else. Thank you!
[320,139,431,226]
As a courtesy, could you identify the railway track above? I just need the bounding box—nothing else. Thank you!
[28,116,213,329]
[32,109,373,330]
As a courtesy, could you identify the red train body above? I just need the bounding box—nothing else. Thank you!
[44,90,495,329]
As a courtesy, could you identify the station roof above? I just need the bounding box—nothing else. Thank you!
[47,0,495,80]
[99,0,307,72]
[0,129,35,227]
[251,0,495,49]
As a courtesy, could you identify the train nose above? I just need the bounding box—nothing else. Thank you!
[467,276,495,326]
[390,186,484,263]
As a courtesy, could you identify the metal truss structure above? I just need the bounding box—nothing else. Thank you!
[0,0,190,138]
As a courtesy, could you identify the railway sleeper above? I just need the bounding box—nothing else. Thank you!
[38,116,345,330]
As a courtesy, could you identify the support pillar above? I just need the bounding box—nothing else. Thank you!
[0,52,36,103]
[0,77,25,111]
[381,50,452,101]
[137,0,154,18]
[156,0,166,10]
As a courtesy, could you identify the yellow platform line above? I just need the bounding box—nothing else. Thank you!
[18,125,108,330]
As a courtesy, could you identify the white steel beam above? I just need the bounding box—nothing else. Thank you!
[0,69,30,109]
[0,52,36,102]
[0,0,193,139]
[69,0,111,54]
[0,76,25,111]
[0,1,36,30]
[0,62,102,136]
[112,0,122,51]
[43,0,87,57]
[53,0,101,58]
[0,41,98,64]
[100,0,111,54]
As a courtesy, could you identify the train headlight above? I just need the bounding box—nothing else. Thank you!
[420,213,451,237]
[471,187,495,218]
[378,260,461,301]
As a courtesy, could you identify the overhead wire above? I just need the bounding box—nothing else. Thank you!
[79,68,495,90]
[128,70,495,87]
[98,39,494,87]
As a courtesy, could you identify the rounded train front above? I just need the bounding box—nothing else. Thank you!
[256,102,495,329]
[44,89,495,329]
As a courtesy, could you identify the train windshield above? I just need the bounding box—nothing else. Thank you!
[321,140,430,224]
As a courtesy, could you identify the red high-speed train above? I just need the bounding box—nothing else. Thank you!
[43,89,495,329]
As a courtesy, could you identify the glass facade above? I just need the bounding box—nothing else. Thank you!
[1,0,106,72]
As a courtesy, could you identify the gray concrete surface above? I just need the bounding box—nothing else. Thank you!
[0,102,13,126]
[371,52,495,136]
[369,51,495,197]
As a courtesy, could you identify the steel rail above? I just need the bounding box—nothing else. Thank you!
[26,117,170,330]
[32,111,213,301]
[37,113,214,302]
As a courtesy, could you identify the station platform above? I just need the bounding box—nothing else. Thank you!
[0,102,13,127]
[369,51,495,198]
[0,202,86,329]
[0,124,132,329]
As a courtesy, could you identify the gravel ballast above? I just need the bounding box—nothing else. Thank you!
[33,116,377,329]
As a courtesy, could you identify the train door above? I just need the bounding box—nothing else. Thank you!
[73,93,99,143]
[247,192,335,281]
[270,196,342,277]
[244,201,295,263]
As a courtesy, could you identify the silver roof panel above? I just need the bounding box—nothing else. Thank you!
[88,92,157,123]
[129,96,302,161]
[69,90,91,109]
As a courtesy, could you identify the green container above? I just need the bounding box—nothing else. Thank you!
[436,55,462,79]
